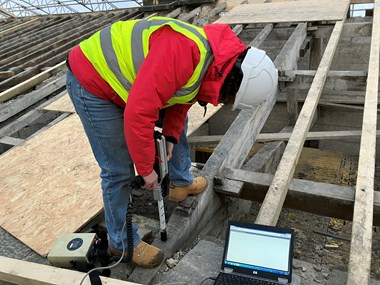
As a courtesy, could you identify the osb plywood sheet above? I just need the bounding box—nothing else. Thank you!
[43,93,222,136]
[0,114,102,256]
[216,0,350,24]
[43,93,75,113]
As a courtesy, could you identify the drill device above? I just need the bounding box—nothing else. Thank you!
[131,130,169,241]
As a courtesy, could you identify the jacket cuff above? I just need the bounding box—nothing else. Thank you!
[165,136,178,144]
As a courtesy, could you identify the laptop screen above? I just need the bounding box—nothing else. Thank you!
[222,221,294,283]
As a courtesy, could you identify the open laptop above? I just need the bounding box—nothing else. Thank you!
[214,220,294,285]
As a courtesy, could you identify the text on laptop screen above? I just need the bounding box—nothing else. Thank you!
[225,225,292,276]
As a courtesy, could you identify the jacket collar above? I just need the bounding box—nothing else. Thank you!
[197,24,246,106]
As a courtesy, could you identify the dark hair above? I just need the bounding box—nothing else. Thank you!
[218,48,248,105]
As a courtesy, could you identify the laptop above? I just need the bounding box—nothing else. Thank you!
[214,220,294,285]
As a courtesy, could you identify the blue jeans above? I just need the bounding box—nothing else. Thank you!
[66,70,193,250]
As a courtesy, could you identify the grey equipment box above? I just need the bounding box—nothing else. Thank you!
[48,233,97,268]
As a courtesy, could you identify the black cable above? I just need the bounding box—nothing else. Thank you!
[124,199,134,263]
[199,276,216,285]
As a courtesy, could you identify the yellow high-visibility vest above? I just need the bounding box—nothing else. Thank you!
[80,16,213,107]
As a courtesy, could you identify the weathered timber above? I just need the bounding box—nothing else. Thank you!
[189,129,380,144]
[193,2,226,26]
[0,12,143,91]
[256,18,348,226]
[0,90,67,138]
[214,168,380,226]
[0,61,66,103]
[178,6,201,22]
[0,71,14,79]
[0,136,24,146]
[287,88,298,125]
[7,12,141,74]
[0,17,66,50]
[165,7,182,18]
[0,256,140,285]
[0,74,66,122]
[347,0,380,283]
[0,18,39,39]
[0,16,103,68]
[0,16,85,59]
[311,21,372,38]
[273,23,307,71]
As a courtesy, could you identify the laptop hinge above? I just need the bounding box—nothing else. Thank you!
[278,277,289,284]
[223,267,233,273]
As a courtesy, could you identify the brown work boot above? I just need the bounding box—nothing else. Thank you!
[109,241,164,269]
[169,176,208,202]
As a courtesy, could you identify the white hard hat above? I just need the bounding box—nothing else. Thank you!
[232,47,278,110]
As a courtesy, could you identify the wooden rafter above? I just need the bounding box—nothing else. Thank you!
[347,0,380,283]
[256,16,349,225]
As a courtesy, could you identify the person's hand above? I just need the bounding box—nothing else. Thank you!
[142,170,158,190]
[166,142,174,161]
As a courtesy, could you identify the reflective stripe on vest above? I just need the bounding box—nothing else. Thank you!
[81,17,213,106]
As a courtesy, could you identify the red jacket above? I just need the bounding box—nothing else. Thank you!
[68,23,246,177]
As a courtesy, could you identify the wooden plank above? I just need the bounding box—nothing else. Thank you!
[347,0,380,283]
[0,115,103,256]
[0,61,66,103]
[250,24,273,47]
[287,88,298,125]
[256,19,348,226]
[215,168,380,226]
[0,71,14,79]
[279,70,368,82]
[0,75,66,122]
[193,2,226,26]
[0,256,140,285]
[0,136,24,146]
[273,23,307,71]
[215,0,350,25]
[0,19,39,38]
[189,129,380,144]
[178,7,201,22]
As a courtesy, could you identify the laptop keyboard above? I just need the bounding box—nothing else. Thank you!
[214,273,279,285]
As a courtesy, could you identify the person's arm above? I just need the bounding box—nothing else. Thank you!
[124,27,200,187]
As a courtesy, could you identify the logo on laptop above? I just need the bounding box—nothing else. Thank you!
[252,271,258,275]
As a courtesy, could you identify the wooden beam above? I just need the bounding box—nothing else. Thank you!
[0,256,140,285]
[256,18,348,226]
[0,71,14,79]
[193,2,226,26]
[273,23,307,71]
[250,24,273,47]
[178,6,201,22]
[0,61,66,103]
[214,168,380,226]
[0,136,25,146]
[0,19,39,38]
[347,0,380,283]
[189,129,372,144]
[0,74,66,123]
[287,88,298,125]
